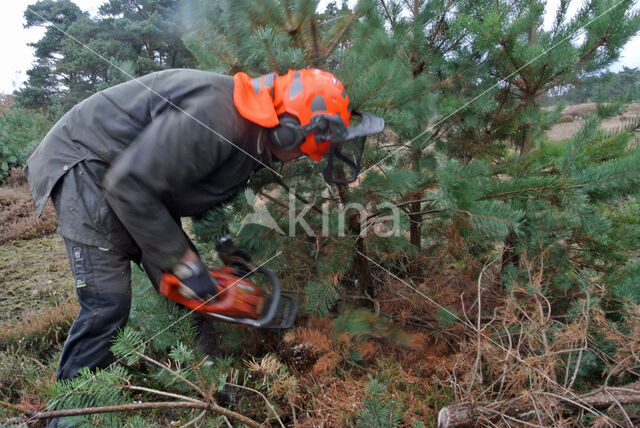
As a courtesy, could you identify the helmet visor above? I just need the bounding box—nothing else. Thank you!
[299,111,383,183]
[320,111,383,184]
[322,136,366,184]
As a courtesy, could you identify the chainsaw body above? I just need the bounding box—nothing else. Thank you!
[159,266,297,329]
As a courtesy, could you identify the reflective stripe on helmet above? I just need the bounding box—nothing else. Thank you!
[310,95,327,112]
[264,72,275,90]
[289,70,303,99]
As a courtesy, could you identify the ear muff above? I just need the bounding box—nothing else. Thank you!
[269,115,306,150]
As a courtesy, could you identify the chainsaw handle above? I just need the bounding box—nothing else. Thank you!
[245,265,281,328]
[205,266,281,328]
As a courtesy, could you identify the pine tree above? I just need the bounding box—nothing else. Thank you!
[184,0,401,312]
[546,66,640,105]
[184,0,640,316]
[356,376,403,427]
[184,0,452,311]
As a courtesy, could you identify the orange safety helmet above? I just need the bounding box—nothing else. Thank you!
[233,69,350,161]
[234,69,384,184]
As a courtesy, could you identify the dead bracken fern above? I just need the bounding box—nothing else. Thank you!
[277,313,454,426]
[0,184,57,244]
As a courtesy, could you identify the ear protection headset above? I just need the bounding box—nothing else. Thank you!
[269,114,331,150]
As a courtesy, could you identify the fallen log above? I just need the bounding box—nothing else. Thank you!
[438,382,640,427]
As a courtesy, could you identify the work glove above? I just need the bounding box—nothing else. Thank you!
[173,259,219,301]
[216,235,257,276]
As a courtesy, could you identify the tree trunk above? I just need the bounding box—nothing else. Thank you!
[500,231,519,283]
[409,200,422,248]
[350,210,375,298]
[438,382,640,428]
[409,148,423,249]
[519,125,534,156]
[337,184,375,299]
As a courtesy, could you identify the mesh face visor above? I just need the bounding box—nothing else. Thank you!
[322,136,365,184]
[309,112,384,184]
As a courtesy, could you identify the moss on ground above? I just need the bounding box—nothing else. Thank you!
[0,233,74,323]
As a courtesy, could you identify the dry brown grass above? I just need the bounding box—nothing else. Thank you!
[0,300,78,354]
[6,168,27,187]
[299,378,366,426]
[0,183,57,244]
[0,346,57,415]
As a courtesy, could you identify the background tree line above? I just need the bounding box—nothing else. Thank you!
[545,66,640,105]
[0,0,195,181]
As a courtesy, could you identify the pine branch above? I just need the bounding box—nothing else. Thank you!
[605,116,640,137]
[24,401,261,427]
[81,372,202,405]
[131,349,206,398]
[276,178,323,213]
[394,197,435,208]
[117,382,202,404]
[454,209,520,228]
[262,36,282,74]
[402,208,443,217]
[478,184,561,200]
[475,172,639,200]
[320,12,359,64]
[351,71,395,112]
[197,37,239,71]
[258,190,289,210]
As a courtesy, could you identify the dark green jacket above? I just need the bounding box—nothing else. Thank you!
[26,69,269,271]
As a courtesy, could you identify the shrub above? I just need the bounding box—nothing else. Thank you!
[0,108,51,182]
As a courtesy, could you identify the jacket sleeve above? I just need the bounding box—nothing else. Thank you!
[104,107,233,271]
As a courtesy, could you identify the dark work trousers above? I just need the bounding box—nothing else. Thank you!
[56,238,132,380]
[49,242,216,428]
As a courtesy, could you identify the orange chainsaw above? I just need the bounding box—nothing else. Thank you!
[159,266,297,329]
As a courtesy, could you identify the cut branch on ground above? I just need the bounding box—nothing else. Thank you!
[437,382,640,428]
